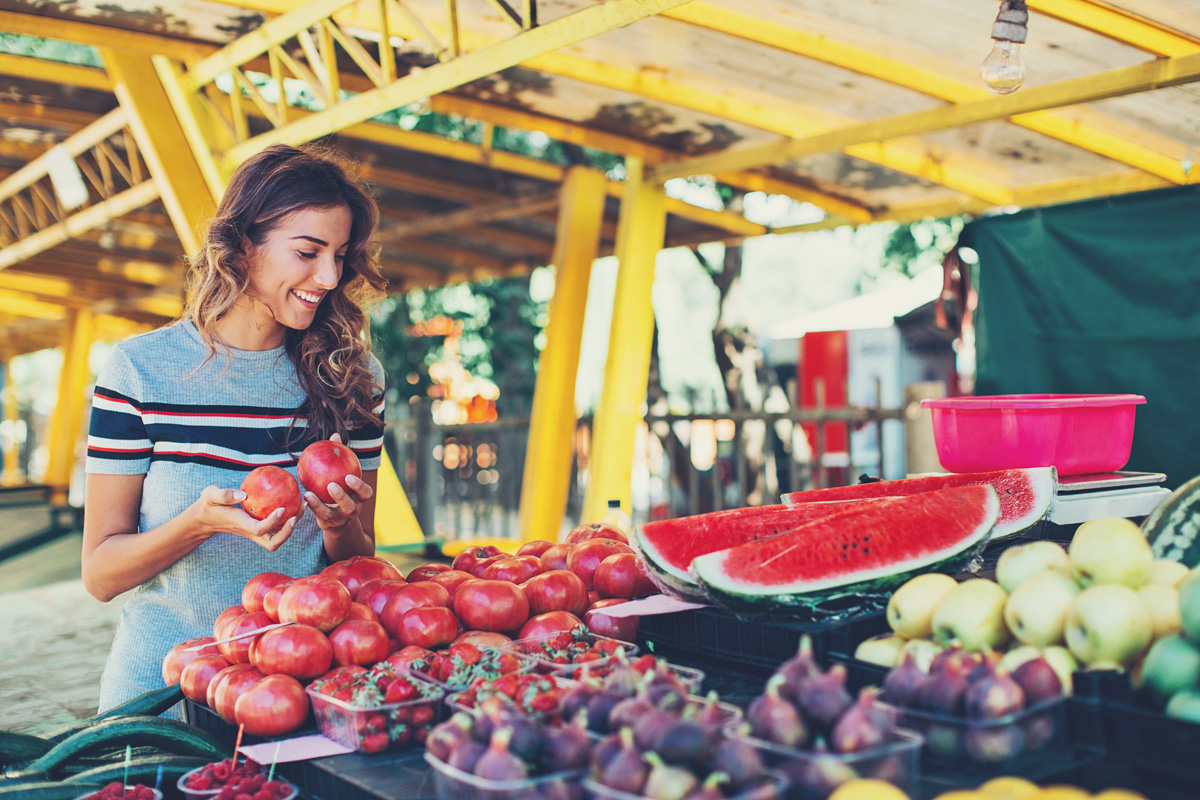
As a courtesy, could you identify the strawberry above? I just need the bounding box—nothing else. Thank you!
[448,642,482,665]
[360,731,390,753]
[631,654,657,673]
[384,676,418,703]
[495,652,523,674]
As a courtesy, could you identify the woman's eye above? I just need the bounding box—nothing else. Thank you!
[297,251,318,260]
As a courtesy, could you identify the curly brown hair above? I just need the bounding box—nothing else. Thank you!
[183,143,387,443]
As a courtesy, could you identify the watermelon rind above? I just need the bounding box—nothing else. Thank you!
[635,524,712,602]
[780,467,1055,540]
[1143,474,1200,566]
[695,486,999,616]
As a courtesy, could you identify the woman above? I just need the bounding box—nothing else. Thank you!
[82,144,388,712]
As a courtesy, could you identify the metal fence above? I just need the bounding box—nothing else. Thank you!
[386,396,905,545]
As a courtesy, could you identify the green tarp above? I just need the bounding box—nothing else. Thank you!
[960,186,1200,490]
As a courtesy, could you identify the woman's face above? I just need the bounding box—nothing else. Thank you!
[245,204,352,331]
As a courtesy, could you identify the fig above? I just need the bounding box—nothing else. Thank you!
[537,779,583,800]
[748,675,808,748]
[586,692,626,734]
[609,694,655,733]
[694,692,729,741]
[559,683,596,722]
[1012,657,1064,705]
[634,703,682,751]
[930,642,981,675]
[542,710,591,771]
[831,687,891,754]
[644,752,698,800]
[795,664,853,732]
[711,725,767,792]
[963,724,1025,763]
[447,739,486,773]
[474,727,529,782]
[646,683,688,707]
[602,652,644,697]
[967,648,1002,684]
[964,667,1025,720]
[882,653,926,708]
[777,634,821,700]
[590,731,622,778]
[599,727,649,795]
[917,670,969,715]
[683,772,730,800]
[426,713,473,762]
[779,737,857,799]
[1021,711,1057,749]
[653,717,713,770]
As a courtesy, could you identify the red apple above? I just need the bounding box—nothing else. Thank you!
[240,466,302,521]
[298,440,362,504]
[241,572,292,614]
[277,576,351,632]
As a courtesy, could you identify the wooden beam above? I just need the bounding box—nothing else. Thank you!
[649,51,1200,182]
[1029,0,1200,56]
[0,101,100,131]
[0,53,110,91]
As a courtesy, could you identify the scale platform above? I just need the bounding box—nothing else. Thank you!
[1049,471,1171,526]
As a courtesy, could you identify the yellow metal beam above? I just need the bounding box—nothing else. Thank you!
[519,167,607,544]
[0,181,160,271]
[217,0,699,167]
[44,307,94,503]
[152,57,236,199]
[665,2,1188,185]
[582,158,665,522]
[2,359,19,484]
[102,50,218,255]
[650,50,1200,182]
[0,11,216,63]
[0,108,127,202]
[1030,0,1200,56]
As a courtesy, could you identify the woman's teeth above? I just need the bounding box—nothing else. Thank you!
[293,289,321,304]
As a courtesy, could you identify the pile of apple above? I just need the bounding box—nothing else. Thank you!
[857,517,1188,688]
[1136,562,1200,723]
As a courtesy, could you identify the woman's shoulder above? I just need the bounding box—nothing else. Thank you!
[108,321,199,365]
[364,350,385,388]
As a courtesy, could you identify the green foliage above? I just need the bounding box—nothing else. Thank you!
[0,33,102,68]
[370,275,546,416]
[860,216,966,292]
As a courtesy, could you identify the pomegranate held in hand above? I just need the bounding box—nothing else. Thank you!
[240,466,302,521]
[298,440,362,504]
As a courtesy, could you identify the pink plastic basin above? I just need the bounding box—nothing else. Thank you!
[920,394,1146,476]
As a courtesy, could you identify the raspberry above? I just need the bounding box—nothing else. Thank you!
[189,775,214,790]
[254,792,275,800]
[236,793,254,800]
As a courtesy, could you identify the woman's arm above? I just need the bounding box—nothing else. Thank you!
[82,473,299,603]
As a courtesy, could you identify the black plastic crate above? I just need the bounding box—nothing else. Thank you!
[1099,699,1200,790]
[182,699,437,800]
[637,603,889,676]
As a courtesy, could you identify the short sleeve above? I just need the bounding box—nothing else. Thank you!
[347,352,385,471]
[86,346,152,474]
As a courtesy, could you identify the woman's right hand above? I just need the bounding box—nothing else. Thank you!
[192,486,298,551]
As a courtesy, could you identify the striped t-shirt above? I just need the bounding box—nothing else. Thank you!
[86,319,384,712]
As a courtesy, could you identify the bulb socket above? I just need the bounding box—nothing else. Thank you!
[991,0,1029,44]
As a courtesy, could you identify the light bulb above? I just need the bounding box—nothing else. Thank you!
[982,40,1025,95]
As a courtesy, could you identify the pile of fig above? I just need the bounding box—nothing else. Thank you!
[426,708,589,799]
[559,653,714,736]
[880,643,1065,764]
[740,637,910,800]
[587,713,776,799]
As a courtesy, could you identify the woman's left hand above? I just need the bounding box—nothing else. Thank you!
[304,433,374,534]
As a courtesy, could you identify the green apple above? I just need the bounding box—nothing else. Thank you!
[1069,517,1153,588]
[1141,635,1200,702]
[1065,584,1153,669]
[932,579,1011,651]
[900,638,945,671]
[1180,566,1200,596]
[996,541,1071,593]
[1004,569,1081,647]
[887,573,958,639]
[1167,689,1200,724]
[1138,584,1182,640]
[1150,560,1190,588]
[854,634,907,667]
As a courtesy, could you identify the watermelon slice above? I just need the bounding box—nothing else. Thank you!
[694,485,1000,615]
[780,467,1056,539]
[634,500,890,601]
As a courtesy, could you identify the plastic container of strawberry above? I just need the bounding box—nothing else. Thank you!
[501,631,638,675]
[446,673,575,723]
[305,671,445,755]
[176,758,298,800]
[408,647,538,693]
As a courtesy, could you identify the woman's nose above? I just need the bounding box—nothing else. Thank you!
[314,255,340,288]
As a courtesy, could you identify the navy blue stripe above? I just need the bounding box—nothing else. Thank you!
[89,406,148,441]
[93,386,141,410]
[151,452,296,471]
[87,449,151,461]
